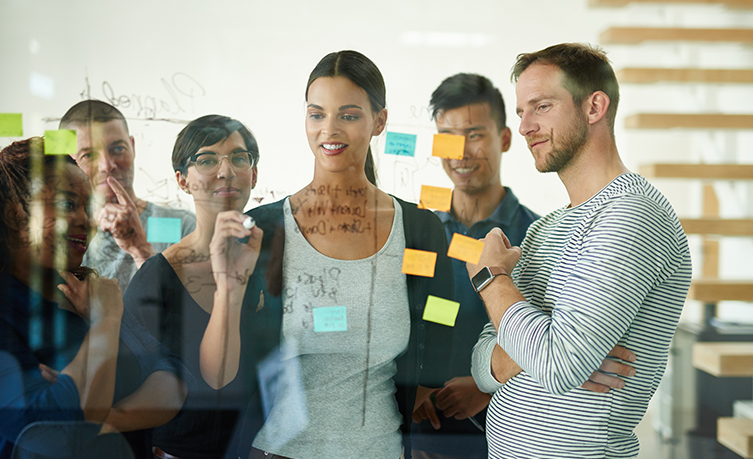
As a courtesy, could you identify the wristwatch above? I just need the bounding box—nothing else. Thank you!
[472,266,508,294]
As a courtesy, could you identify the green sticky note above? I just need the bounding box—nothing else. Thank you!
[422,295,460,327]
[44,129,77,155]
[313,306,347,332]
[0,114,23,137]
[146,217,182,243]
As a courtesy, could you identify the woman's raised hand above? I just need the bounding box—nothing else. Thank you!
[209,211,263,289]
[57,271,123,325]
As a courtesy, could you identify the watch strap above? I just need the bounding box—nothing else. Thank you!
[487,266,506,278]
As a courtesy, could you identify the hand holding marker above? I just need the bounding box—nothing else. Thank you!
[238,216,256,243]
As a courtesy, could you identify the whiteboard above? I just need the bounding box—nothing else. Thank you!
[2,0,750,220]
[0,0,623,217]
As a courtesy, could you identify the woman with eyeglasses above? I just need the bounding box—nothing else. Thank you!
[123,115,264,459]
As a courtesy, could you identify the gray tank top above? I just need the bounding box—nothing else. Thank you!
[252,197,410,459]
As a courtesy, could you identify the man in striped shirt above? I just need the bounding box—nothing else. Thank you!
[469,43,692,458]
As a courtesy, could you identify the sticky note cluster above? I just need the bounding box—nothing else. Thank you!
[44,129,77,155]
[447,233,484,264]
[147,217,182,243]
[402,248,437,278]
[418,185,452,212]
[0,114,23,137]
[313,306,348,332]
[384,132,417,157]
[423,295,461,327]
[432,133,464,160]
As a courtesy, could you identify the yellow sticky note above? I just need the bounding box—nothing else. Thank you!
[422,295,460,327]
[447,233,484,264]
[419,185,452,212]
[402,248,437,278]
[0,114,23,137]
[432,133,464,160]
[44,129,77,155]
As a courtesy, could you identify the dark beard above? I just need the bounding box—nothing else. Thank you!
[538,112,588,173]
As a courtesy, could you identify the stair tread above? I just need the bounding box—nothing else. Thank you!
[718,417,753,458]
[601,26,753,44]
[626,113,753,129]
[617,67,753,84]
[591,0,753,8]
[639,163,753,179]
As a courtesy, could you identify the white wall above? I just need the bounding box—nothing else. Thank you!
[2,0,752,324]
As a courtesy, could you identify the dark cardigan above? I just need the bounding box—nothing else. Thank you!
[234,196,454,458]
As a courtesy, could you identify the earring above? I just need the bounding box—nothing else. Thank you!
[184,189,191,195]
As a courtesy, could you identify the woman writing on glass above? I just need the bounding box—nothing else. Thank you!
[124,115,263,459]
[201,51,453,459]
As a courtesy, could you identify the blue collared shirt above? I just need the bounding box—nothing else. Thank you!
[410,188,539,455]
[435,187,539,377]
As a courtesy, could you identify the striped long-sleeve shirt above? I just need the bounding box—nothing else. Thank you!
[471,173,691,459]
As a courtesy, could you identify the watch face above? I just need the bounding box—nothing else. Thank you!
[472,267,491,291]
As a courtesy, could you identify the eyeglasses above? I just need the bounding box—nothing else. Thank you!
[187,151,258,175]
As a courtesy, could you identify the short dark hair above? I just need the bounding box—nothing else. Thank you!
[430,73,507,132]
[0,137,78,272]
[511,43,620,135]
[305,50,385,186]
[59,100,129,133]
[172,115,259,175]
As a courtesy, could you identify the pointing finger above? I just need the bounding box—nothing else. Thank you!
[107,176,134,207]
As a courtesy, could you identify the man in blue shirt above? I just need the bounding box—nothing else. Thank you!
[411,73,539,459]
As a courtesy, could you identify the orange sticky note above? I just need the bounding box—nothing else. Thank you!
[447,233,484,264]
[418,185,452,212]
[422,295,460,327]
[432,133,464,160]
[402,248,437,277]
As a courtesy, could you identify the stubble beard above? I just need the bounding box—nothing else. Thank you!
[536,112,588,173]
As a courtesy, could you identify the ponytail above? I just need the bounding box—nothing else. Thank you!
[365,147,377,186]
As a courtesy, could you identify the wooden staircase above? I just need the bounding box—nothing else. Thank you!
[637,166,753,307]
[602,1,753,455]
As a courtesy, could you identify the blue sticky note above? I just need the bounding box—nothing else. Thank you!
[0,114,23,137]
[44,129,77,155]
[146,217,182,243]
[313,306,347,332]
[384,132,417,157]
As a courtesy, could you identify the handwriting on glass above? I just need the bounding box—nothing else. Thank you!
[79,73,206,119]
